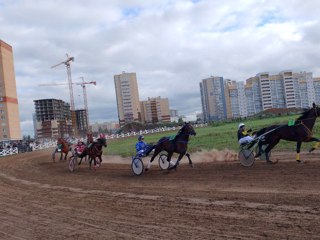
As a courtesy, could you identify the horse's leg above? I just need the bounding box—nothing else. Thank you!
[168,152,184,171]
[263,138,280,163]
[145,148,162,171]
[308,137,320,152]
[185,152,193,168]
[296,141,302,163]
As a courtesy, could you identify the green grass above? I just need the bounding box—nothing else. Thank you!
[104,115,320,157]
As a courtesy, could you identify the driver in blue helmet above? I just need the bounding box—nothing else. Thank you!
[135,135,154,157]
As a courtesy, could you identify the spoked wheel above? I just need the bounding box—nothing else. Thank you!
[239,149,255,167]
[131,157,144,176]
[68,156,77,172]
[158,153,170,170]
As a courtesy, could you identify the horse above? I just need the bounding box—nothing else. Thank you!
[145,122,196,171]
[87,135,107,169]
[52,138,72,162]
[255,103,320,163]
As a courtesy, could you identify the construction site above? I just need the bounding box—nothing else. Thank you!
[35,54,96,138]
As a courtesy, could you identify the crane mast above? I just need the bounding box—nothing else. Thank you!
[51,54,75,111]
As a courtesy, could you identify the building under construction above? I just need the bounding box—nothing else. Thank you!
[34,99,73,138]
[74,109,89,136]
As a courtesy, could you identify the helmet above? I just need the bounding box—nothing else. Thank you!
[138,135,144,141]
[238,123,245,129]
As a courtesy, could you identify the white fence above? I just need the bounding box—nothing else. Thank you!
[0,140,57,157]
[0,147,19,157]
[105,123,207,140]
[0,123,207,157]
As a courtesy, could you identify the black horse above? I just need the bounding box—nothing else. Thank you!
[145,122,196,171]
[88,136,107,169]
[255,103,320,163]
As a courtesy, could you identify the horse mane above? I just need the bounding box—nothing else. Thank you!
[296,108,312,121]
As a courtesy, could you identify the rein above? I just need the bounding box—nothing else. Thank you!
[292,107,320,138]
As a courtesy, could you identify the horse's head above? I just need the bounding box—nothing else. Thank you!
[313,102,320,117]
[180,122,196,136]
[97,136,107,147]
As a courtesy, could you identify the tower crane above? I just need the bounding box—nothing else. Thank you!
[39,79,96,126]
[51,54,75,111]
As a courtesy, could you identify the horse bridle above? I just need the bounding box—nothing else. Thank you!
[298,106,319,139]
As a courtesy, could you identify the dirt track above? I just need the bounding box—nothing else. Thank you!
[0,149,319,239]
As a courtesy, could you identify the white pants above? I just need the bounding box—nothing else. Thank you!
[239,136,254,145]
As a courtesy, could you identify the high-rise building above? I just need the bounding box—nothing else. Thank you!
[0,40,21,140]
[314,77,320,105]
[140,97,170,123]
[200,70,319,121]
[114,71,141,126]
[200,76,228,122]
[34,99,73,138]
[252,71,315,111]
[74,109,89,136]
[225,80,241,119]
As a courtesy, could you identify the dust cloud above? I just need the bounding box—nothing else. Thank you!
[103,149,238,165]
[189,149,238,163]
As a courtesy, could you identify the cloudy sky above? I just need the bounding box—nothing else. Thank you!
[1,0,319,136]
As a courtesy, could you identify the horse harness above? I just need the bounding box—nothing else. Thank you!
[293,107,319,140]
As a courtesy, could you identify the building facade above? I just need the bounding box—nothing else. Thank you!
[74,109,88,136]
[0,40,22,140]
[114,72,141,126]
[34,99,73,138]
[200,70,319,121]
[140,97,171,124]
[200,76,228,122]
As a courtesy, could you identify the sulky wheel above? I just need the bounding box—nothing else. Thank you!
[131,157,144,176]
[158,153,170,170]
[239,149,255,167]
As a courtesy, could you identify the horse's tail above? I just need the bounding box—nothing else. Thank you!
[145,145,156,156]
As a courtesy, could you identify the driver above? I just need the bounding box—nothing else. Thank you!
[135,135,153,157]
[237,123,253,145]
[238,123,262,157]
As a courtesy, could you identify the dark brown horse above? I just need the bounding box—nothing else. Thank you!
[145,122,196,171]
[52,138,72,162]
[255,103,320,163]
[88,136,107,169]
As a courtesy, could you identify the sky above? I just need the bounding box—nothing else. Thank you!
[1,0,320,136]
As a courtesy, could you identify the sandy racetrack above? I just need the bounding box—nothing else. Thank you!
[0,149,320,239]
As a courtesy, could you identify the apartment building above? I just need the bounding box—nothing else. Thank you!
[34,99,73,138]
[200,70,318,121]
[314,77,320,104]
[140,97,171,124]
[114,72,141,126]
[0,40,22,140]
[200,76,228,122]
[226,81,248,118]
